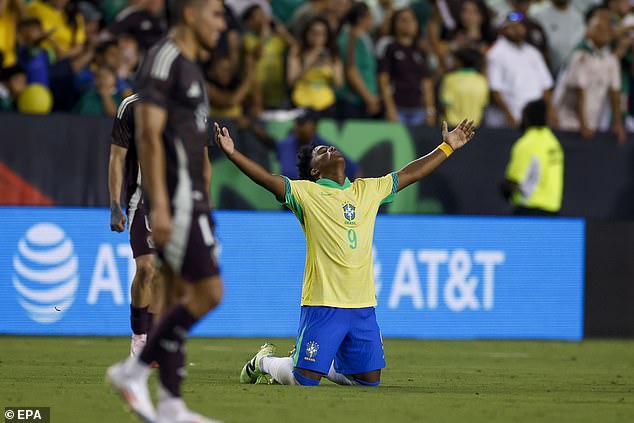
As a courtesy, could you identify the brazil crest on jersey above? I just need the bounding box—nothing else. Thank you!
[282,173,398,308]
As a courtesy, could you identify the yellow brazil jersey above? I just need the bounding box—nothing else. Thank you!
[291,64,336,111]
[505,126,564,212]
[26,0,86,54]
[283,173,398,308]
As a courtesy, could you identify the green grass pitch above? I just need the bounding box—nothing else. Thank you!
[1,337,633,423]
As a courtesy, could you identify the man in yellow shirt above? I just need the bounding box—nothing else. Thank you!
[215,119,476,386]
[501,99,564,215]
[440,47,489,126]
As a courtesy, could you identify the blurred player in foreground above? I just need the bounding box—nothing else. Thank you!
[215,119,476,387]
[108,93,160,358]
[107,0,225,421]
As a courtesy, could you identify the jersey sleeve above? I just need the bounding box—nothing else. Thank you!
[110,101,133,148]
[360,173,399,206]
[135,46,176,110]
[281,177,306,225]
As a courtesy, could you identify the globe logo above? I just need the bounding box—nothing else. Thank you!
[12,223,78,323]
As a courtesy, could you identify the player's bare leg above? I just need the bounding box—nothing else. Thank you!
[130,254,155,357]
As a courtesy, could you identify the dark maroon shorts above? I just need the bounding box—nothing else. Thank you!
[158,209,220,282]
[128,203,154,258]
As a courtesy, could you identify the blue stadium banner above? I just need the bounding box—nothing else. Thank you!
[0,208,585,340]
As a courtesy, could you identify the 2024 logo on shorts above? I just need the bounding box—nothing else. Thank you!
[12,223,79,323]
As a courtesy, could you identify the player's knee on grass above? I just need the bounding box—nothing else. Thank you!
[293,369,321,386]
[352,370,381,386]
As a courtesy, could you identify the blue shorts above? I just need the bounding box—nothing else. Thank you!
[292,306,386,375]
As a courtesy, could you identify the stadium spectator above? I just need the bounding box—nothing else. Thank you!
[337,2,380,118]
[213,1,241,73]
[206,52,257,119]
[277,109,361,180]
[16,17,54,87]
[75,40,132,98]
[0,0,24,68]
[446,0,496,54]
[440,46,488,125]
[288,0,329,37]
[287,16,343,114]
[73,65,122,116]
[500,99,564,216]
[242,4,296,111]
[327,0,354,34]
[103,0,167,52]
[428,0,490,40]
[78,1,102,46]
[117,33,140,90]
[553,14,626,143]
[378,7,435,125]
[0,65,27,111]
[533,0,585,75]
[508,0,548,61]
[26,0,87,60]
[485,12,554,128]
[427,0,491,71]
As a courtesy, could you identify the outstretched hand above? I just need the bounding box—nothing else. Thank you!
[214,122,235,156]
[442,119,476,151]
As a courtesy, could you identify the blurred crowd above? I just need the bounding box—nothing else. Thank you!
[1,0,633,142]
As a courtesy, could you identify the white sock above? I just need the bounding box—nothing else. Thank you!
[260,357,299,385]
[326,362,358,386]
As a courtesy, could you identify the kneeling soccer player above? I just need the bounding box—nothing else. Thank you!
[214,119,476,386]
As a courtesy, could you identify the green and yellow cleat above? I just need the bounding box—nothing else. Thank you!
[239,343,276,384]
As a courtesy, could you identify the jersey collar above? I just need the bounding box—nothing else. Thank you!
[316,178,351,190]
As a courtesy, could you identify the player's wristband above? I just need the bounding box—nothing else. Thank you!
[438,142,454,158]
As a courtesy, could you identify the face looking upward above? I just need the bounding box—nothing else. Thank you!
[310,145,345,180]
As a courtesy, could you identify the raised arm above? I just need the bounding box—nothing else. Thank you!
[135,103,171,246]
[396,120,476,192]
[108,144,127,232]
[214,123,286,202]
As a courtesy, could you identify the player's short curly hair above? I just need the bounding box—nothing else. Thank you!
[297,144,317,181]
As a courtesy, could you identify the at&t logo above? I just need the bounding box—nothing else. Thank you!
[12,223,79,323]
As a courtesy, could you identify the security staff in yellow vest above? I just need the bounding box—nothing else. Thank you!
[500,99,564,216]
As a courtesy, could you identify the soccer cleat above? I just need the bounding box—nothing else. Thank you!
[157,395,222,423]
[130,333,147,358]
[255,374,273,385]
[106,359,156,423]
[239,343,276,384]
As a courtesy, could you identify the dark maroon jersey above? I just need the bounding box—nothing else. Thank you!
[135,38,211,212]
